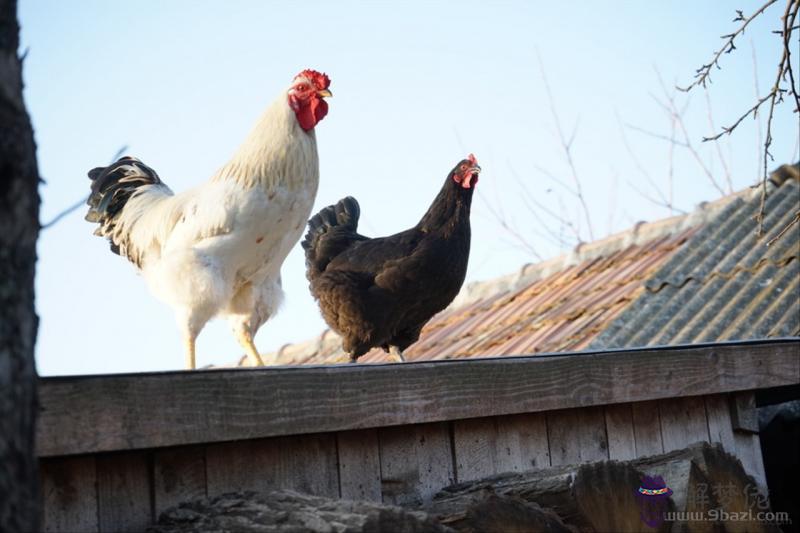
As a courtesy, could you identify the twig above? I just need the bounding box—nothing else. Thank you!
[626,180,688,215]
[622,123,689,147]
[655,69,729,196]
[751,40,765,182]
[703,87,734,192]
[536,51,594,241]
[678,0,780,92]
[509,164,580,246]
[667,99,677,211]
[756,0,799,236]
[606,169,618,236]
[701,92,775,142]
[781,1,800,110]
[616,109,678,213]
[40,196,89,230]
[514,177,583,244]
[477,194,544,260]
[532,164,579,197]
[42,145,129,230]
[766,211,799,246]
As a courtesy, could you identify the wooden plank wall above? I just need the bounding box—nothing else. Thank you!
[40,392,765,532]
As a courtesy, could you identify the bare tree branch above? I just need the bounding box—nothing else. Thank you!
[476,193,544,260]
[616,109,678,213]
[677,0,780,92]
[703,87,734,193]
[510,167,580,247]
[621,122,690,147]
[766,210,799,246]
[680,1,799,237]
[536,51,595,241]
[756,0,799,235]
[606,169,618,235]
[701,92,776,143]
[751,40,765,181]
[532,164,579,197]
[41,145,128,230]
[667,99,678,211]
[781,1,800,109]
[655,69,729,196]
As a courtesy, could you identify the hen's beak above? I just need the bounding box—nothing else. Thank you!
[317,89,332,98]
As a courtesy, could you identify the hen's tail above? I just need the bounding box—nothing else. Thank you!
[86,156,170,265]
[302,196,362,275]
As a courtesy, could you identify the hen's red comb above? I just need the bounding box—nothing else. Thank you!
[467,153,478,166]
[296,69,331,90]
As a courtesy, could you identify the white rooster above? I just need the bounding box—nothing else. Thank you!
[85,69,332,370]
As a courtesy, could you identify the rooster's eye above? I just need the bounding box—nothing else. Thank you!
[296,84,307,91]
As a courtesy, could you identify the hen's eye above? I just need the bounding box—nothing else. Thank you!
[460,164,468,171]
[296,84,307,91]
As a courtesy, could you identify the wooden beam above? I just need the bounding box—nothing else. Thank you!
[37,339,800,457]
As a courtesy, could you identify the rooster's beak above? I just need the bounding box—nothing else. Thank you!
[317,89,332,98]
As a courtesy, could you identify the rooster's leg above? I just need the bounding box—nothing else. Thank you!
[184,335,197,370]
[235,328,266,367]
[388,346,406,363]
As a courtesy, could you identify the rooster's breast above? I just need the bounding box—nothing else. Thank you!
[208,181,317,287]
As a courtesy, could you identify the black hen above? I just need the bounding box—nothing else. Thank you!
[302,154,481,362]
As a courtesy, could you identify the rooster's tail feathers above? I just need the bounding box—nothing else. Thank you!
[302,196,361,273]
[86,156,171,266]
[86,157,162,224]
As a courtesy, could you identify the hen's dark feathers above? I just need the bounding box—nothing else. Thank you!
[302,196,366,275]
[304,161,474,361]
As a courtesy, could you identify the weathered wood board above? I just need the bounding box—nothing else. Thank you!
[337,429,382,502]
[153,446,206,519]
[37,340,799,457]
[659,396,710,452]
[40,456,98,533]
[96,451,151,532]
[378,422,454,505]
[604,404,636,460]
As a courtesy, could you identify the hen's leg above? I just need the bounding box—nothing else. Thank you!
[388,346,406,363]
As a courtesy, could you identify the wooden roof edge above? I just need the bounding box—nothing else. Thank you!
[37,337,800,458]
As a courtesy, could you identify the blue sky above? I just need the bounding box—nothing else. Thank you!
[20,1,798,375]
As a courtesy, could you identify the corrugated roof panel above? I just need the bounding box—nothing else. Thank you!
[747,260,800,339]
[766,278,800,338]
[644,199,747,290]
[593,178,799,349]
[720,263,783,340]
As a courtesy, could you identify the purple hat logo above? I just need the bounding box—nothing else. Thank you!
[635,475,673,528]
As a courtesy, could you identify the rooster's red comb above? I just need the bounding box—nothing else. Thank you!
[295,69,331,91]
[467,153,478,165]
